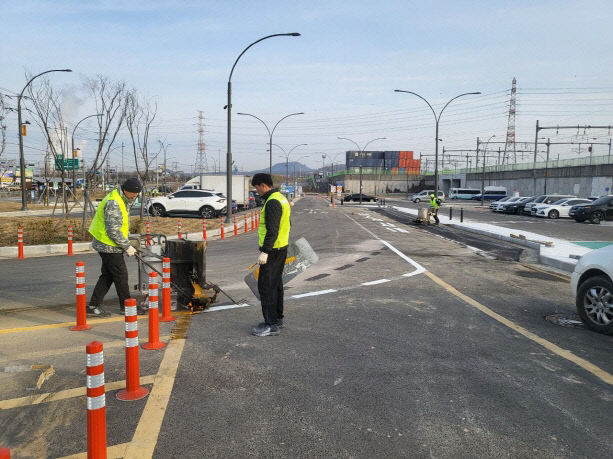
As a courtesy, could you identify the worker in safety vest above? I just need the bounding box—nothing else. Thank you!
[251,173,291,337]
[429,193,440,225]
[87,177,142,316]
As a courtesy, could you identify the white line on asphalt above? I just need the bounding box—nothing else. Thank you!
[205,303,251,312]
[343,212,426,276]
[361,279,391,286]
[291,289,338,299]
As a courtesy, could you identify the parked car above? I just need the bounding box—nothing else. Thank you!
[522,194,575,215]
[501,196,535,214]
[569,195,613,224]
[492,197,520,211]
[571,244,613,334]
[343,193,378,202]
[489,196,511,210]
[148,189,226,218]
[472,186,507,201]
[533,198,591,219]
[249,191,263,207]
[411,190,444,203]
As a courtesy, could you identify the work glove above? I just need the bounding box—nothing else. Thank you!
[257,252,268,265]
[125,246,137,257]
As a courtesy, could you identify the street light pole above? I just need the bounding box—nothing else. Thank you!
[226,33,300,222]
[238,111,304,175]
[18,68,72,210]
[394,89,480,199]
[481,134,496,206]
[337,136,386,206]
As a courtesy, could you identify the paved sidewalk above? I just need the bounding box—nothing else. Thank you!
[388,205,592,272]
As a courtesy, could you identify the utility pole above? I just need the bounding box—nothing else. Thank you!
[532,120,540,195]
[359,165,363,205]
[197,111,207,189]
[121,142,124,175]
[544,138,550,194]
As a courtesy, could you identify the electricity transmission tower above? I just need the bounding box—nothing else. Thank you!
[503,77,517,164]
[195,111,208,188]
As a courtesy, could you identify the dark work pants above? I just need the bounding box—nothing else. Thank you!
[89,252,130,308]
[257,247,287,325]
[431,207,440,224]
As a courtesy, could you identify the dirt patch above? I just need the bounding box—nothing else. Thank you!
[0,215,226,246]
[0,202,48,212]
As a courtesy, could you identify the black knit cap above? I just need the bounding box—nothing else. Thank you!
[122,177,142,193]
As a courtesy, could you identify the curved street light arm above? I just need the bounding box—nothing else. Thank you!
[271,112,304,137]
[394,90,437,122]
[438,91,481,122]
[72,113,103,137]
[20,69,72,97]
[287,143,308,157]
[228,33,300,82]
[237,112,271,136]
[362,137,387,151]
[337,137,362,152]
[272,143,287,154]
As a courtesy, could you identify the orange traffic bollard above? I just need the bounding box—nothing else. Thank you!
[233,216,238,236]
[250,212,254,231]
[142,272,166,350]
[220,217,225,240]
[159,258,175,323]
[202,218,207,241]
[86,341,107,458]
[177,218,182,239]
[117,299,149,401]
[0,448,10,459]
[17,226,24,259]
[244,214,249,233]
[67,225,74,255]
[71,262,91,331]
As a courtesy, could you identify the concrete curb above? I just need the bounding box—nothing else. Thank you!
[0,242,94,259]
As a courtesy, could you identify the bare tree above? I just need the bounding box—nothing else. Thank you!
[82,76,129,232]
[125,91,158,219]
[26,76,71,213]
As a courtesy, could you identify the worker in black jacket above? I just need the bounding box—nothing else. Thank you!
[251,173,291,337]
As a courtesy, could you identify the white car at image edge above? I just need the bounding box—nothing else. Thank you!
[147,189,226,218]
[571,244,613,334]
[533,198,591,219]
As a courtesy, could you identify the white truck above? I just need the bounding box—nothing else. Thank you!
[183,175,253,210]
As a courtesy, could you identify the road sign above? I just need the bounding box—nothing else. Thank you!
[55,158,79,171]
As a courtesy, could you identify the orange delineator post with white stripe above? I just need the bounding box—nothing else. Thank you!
[256,212,259,228]
[86,341,107,458]
[233,216,238,236]
[202,218,207,241]
[220,217,225,240]
[244,214,249,233]
[146,221,152,247]
[67,225,73,255]
[71,262,91,331]
[117,298,149,401]
[177,219,182,239]
[250,212,255,231]
[159,257,175,322]
[17,226,24,259]
[142,272,166,350]
[0,448,10,459]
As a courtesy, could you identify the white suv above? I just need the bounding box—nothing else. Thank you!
[148,189,226,218]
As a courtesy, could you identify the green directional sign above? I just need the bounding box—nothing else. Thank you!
[55,157,79,171]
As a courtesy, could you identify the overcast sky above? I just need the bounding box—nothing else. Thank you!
[2,0,613,173]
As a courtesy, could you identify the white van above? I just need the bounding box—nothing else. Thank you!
[411,190,445,203]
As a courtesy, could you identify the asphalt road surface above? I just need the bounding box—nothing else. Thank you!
[1,196,613,458]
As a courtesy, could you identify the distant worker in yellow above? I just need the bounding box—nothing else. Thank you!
[429,193,440,225]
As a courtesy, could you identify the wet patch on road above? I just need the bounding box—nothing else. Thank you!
[334,264,354,271]
[355,257,370,262]
[515,270,566,282]
[305,273,331,281]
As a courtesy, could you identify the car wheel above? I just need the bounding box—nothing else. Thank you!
[576,275,613,335]
[151,204,165,217]
[415,198,421,203]
[548,209,559,219]
[590,212,604,224]
[199,205,215,219]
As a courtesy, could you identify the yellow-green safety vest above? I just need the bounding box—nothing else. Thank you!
[430,196,439,210]
[88,188,129,247]
[258,191,291,249]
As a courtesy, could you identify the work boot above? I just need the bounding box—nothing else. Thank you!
[87,305,111,317]
[251,323,280,337]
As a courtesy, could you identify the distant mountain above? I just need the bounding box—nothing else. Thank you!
[246,161,315,176]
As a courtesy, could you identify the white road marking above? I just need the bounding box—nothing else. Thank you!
[291,289,338,299]
[362,279,391,286]
[206,303,251,312]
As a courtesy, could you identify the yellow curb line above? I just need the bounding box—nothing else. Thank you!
[0,311,191,335]
[0,375,156,410]
[424,270,613,385]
